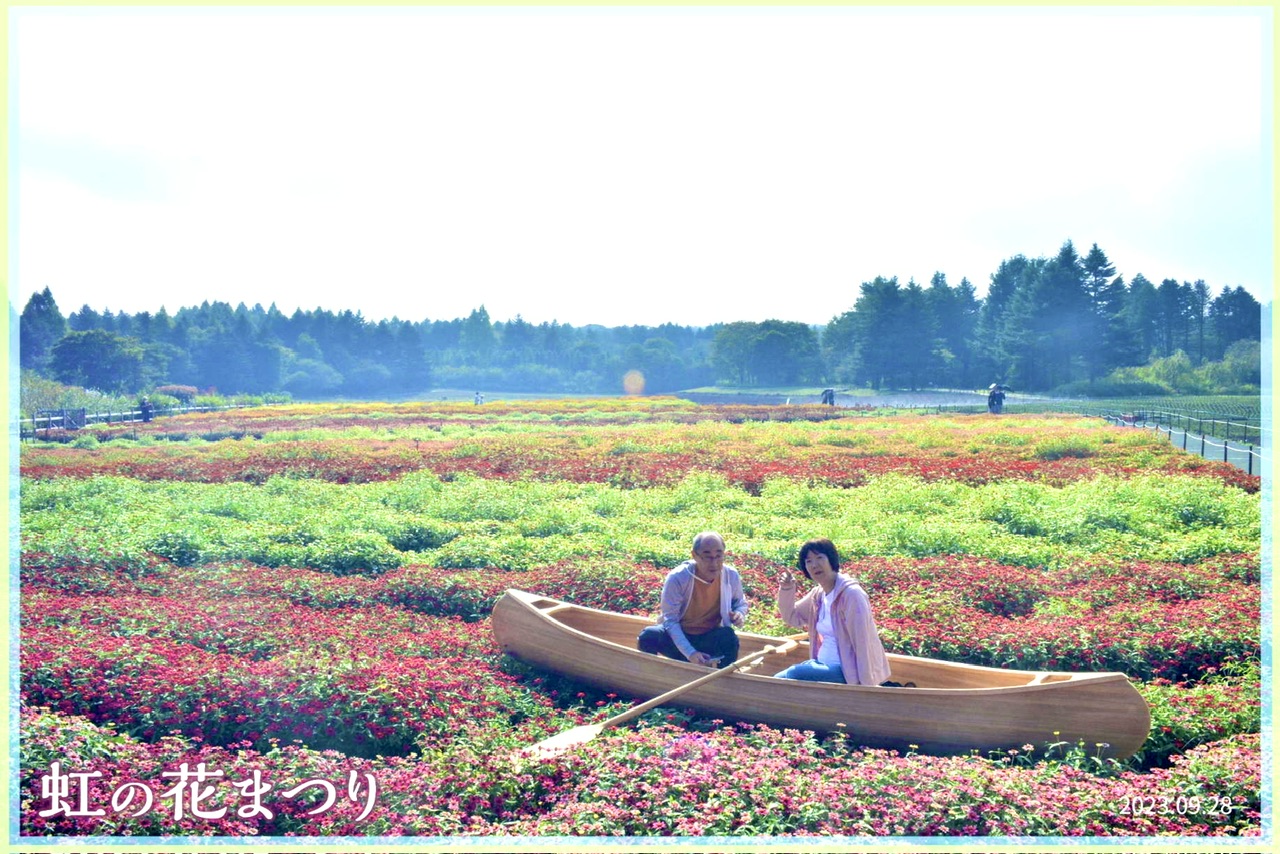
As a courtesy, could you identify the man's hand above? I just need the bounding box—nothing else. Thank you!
[689,651,715,667]
[730,611,745,627]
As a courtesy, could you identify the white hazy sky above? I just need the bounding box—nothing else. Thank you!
[9,5,1275,328]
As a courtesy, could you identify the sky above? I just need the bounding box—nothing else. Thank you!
[8,5,1275,329]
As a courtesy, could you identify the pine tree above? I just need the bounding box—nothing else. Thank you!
[19,287,67,372]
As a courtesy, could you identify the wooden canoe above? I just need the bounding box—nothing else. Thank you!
[491,588,1152,760]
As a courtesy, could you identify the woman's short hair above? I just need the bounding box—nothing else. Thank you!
[797,538,841,579]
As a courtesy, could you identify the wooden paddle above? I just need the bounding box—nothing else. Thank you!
[522,634,807,760]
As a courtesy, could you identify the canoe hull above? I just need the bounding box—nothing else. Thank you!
[492,589,1152,760]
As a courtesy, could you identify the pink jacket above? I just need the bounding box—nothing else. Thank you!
[777,574,891,686]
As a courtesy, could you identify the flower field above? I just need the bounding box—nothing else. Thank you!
[16,399,1265,841]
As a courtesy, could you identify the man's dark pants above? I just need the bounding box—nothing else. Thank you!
[637,625,739,669]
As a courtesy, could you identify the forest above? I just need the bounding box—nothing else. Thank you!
[16,240,1264,401]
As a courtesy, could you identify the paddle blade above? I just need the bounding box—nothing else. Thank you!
[522,723,606,760]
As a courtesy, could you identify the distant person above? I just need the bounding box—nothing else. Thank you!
[821,388,836,406]
[139,396,154,423]
[987,384,1006,414]
[475,391,482,405]
[775,538,892,686]
[637,531,749,669]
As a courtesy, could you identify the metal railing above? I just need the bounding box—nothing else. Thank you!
[1100,414,1265,476]
[1092,409,1265,448]
[868,399,1266,476]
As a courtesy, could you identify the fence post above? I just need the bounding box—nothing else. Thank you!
[1199,433,1204,455]
[1248,445,1253,476]
[1224,440,1229,463]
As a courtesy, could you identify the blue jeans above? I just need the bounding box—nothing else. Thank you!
[774,659,846,683]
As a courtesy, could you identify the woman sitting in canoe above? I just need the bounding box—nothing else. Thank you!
[775,538,891,685]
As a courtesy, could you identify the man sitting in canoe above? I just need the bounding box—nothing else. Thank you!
[775,538,892,686]
[637,531,748,668]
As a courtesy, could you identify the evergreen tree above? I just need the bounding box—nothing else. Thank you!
[1037,240,1091,388]
[390,323,431,391]
[925,272,979,388]
[1189,279,1211,364]
[19,287,67,372]
[977,255,1042,387]
[68,304,102,331]
[1120,273,1159,363]
[152,307,178,345]
[1155,279,1188,357]
[459,306,496,366]
[821,310,858,384]
[1208,286,1262,358]
[1080,243,1125,379]
[896,280,935,389]
[974,255,1030,384]
[850,276,902,390]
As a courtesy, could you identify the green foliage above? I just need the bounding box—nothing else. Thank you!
[24,245,1263,399]
[711,320,822,386]
[20,469,1258,580]
[1134,660,1261,767]
[1032,436,1096,460]
[1100,348,1261,396]
[69,433,100,450]
[18,371,137,421]
[19,287,68,372]
[154,384,198,401]
[50,329,146,393]
[1054,378,1171,397]
[20,703,138,772]
[147,531,203,566]
[382,520,460,551]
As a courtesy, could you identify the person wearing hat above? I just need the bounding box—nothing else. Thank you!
[987,384,1006,414]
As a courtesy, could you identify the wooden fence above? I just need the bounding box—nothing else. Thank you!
[18,404,258,441]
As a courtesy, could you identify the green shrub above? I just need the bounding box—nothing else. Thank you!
[384,521,460,551]
[1053,379,1171,397]
[1032,438,1095,460]
[146,531,203,566]
[303,533,404,576]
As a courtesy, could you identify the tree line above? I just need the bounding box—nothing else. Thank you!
[17,240,1264,400]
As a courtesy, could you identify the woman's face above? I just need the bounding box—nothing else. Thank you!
[804,549,836,584]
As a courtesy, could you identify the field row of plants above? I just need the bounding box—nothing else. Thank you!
[27,406,1258,493]
[21,469,1259,574]
[18,399,1263,839]
[19,549,1262,837]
